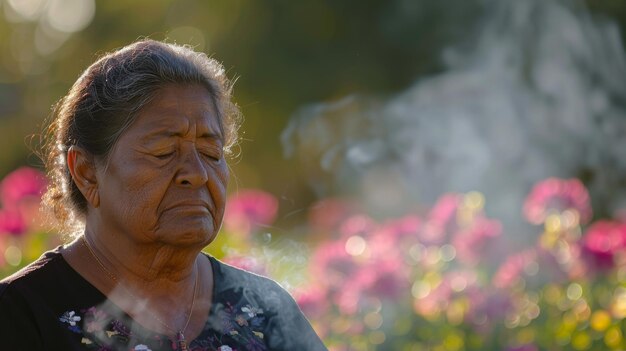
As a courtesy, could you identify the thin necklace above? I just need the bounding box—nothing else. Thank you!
[80,235,198,351]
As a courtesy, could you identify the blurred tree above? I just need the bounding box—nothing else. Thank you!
[0,0,624,224]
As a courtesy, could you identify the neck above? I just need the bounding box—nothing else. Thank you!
[61,228,214,340]
[77,231,202,335]
[82,226,200,287]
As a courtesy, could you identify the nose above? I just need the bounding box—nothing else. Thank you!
[175,145,209,187]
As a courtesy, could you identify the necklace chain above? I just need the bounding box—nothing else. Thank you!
[80,235,198,340]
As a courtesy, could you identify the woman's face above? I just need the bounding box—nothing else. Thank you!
[95,84,229,247]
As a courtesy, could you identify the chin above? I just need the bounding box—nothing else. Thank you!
[157,226,216,248]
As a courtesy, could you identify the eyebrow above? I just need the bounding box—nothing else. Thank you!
[140,130,224,143]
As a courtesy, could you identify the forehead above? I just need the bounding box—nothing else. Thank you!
[127,84,221,137]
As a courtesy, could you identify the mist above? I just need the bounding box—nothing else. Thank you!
[282,0,626,229]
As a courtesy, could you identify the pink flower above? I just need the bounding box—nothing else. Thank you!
[354,258,409,299]
[523,178,592,225]
[453,217,502,265]
[0,167,47,208]
[419,193,462,245]
[83,307,109,333]
[0,208,26,236]
[465,289,511,332]
[378,215,421,243]
[413,277,453,317]
[493,248,566,289]
[307,198,356,233]
[309,241,360,290]
[429,193,461,228]
[224,189,278,235]
[295,286,329,320]
[339,215,376,239]
[580,220,626,271]
[493,249,537,289]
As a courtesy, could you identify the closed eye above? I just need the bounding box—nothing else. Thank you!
[198,146,222,161]
[154,151,175,160]
[200,151,221,161]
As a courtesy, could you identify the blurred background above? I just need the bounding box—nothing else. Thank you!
[1,0,626,221]
[3,0,626,350]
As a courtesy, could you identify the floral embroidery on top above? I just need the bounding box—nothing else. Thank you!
[59,310,82,333]
[241,306,263,318]
[57,288,270,351]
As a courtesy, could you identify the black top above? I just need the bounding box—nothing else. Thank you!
[0,248,327,351]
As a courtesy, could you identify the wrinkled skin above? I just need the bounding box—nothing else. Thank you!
[95,84,229,249]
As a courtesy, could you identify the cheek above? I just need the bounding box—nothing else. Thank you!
[210,162,230,209]
[110,162,170,216]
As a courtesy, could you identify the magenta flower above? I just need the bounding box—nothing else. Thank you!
[223,189,278,235]
[580,220,626,271]
[0,208,26,236]
[523,178,592,225]
[453,217,502,265]
[0,167,47,208]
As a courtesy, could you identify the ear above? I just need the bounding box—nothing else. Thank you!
[67,146,100,208]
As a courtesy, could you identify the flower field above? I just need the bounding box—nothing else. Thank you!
[2,167,626,350]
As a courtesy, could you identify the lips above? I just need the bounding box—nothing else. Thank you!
[163,200,212,214]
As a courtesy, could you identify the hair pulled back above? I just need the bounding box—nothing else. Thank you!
[41,39,241,235]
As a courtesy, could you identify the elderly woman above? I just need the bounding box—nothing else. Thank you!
[0,40,326,351]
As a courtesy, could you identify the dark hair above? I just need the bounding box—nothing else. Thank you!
[41,39,241,235]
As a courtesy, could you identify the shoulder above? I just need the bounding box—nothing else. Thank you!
[0,247,65,298]
[210,256,286,294]
[0,249,68,347]
[207,255,327,351]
